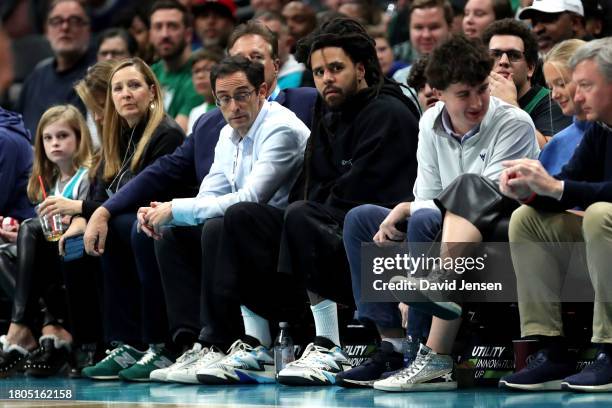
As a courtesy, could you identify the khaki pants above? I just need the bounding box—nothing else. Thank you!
[509,202,612,343]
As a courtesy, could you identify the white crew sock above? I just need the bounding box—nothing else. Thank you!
[240,305,271,348]
[310,299,340,346]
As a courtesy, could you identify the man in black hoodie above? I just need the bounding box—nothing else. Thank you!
[191,18,421,386]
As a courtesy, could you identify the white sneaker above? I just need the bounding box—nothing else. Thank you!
[196,337,275,385]
[150,343,203,382]
[373,343,456,392]
[166,345,225,384]
[277,336,351,386]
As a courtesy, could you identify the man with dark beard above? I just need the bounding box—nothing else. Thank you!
[149,0,203,131]
[192,18,421,386]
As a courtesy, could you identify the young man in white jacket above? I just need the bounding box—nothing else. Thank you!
[340,34,540,391]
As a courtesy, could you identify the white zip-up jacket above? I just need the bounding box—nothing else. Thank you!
[412,96,539,213]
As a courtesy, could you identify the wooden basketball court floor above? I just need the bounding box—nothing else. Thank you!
[0,377,611,407]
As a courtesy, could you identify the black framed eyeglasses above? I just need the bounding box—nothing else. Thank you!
[215,89,257,107]
[47,16,90,28]
[489,49,525,63]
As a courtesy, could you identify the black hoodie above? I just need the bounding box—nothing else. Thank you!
[290,79,420,212]
[0,107,35,221]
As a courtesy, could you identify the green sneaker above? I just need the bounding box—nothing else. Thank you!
[82,344,144,380]
[118,347,174,382]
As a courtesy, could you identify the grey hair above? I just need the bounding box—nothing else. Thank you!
[569,37,612,83]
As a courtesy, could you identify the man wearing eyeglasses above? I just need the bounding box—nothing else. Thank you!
[483,19,572,148]
[136,55,309,232]
[17,0,94,137]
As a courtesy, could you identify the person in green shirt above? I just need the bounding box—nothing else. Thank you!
[149,0,203,131]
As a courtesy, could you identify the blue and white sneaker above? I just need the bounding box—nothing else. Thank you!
[499,348,576,391]
[373,344,456,392]
[336,341,404,388]
[196,336,275,385]
[277,336,351,386]
[562,348,612,392]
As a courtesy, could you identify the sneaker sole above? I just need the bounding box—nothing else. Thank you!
[119,376,153,382]
[374,380,457,392]
[561,382,612,392]
[336,377,374,388]
[85,374,121,380]
[167,373,200,384]
[277,374,334,386]
[197,370,276,385]
[499,379,562,391]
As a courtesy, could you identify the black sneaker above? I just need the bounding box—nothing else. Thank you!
[336,341,404,388]
[562,347,612,392]
[0,335,30,378]
[499,348,576,391]
[24,335,71,377]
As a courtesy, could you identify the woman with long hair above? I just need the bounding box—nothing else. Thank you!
[81,57,185,382]
[539,39,589,175]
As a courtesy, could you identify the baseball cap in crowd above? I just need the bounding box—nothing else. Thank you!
[518,0,584,19]
[192,0,237,20]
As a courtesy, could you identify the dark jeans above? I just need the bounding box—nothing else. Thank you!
[343,205,441,338]
[101,213,168,345]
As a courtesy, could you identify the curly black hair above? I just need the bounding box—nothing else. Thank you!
[295,17,383,90]
[426,34,493,90]
[482,18,539,68]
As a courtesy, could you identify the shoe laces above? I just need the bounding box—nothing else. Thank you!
[176,345,201,364]
[524,350,549,370]
[192,346,222,369]
[100,346,127,363]
[138,349,160,365]
[227,340,253,356]
[393,352,429,381]
[289,343,331,368]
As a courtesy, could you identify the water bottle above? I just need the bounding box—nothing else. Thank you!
[274,322,295,375]
[402,334,420,367]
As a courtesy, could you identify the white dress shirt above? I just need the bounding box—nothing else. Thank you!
[171,100,310,225]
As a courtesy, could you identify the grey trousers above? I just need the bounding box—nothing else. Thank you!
[509,202,612,343]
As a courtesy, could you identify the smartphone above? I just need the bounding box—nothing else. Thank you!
[63,234,84,262]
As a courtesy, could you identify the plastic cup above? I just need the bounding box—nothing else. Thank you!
[40,213,66,242]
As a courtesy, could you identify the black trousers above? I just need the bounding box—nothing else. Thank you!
[154,223,205,347]
[197,201,352,347]
[101,213,169,345]
[11,218,102,345]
